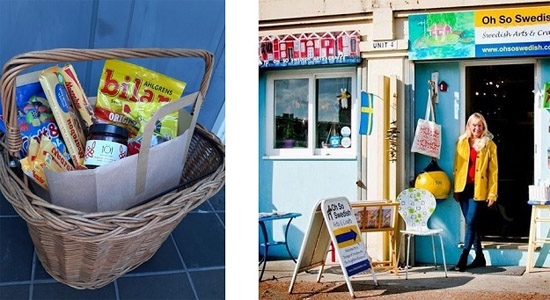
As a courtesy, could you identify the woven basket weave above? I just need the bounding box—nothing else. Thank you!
[0,48,225,289]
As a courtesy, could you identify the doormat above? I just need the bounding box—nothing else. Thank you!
[467,266,525,276]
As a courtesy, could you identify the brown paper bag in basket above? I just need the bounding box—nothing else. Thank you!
[44,91,203,213]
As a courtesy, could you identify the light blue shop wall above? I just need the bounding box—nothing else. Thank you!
[0,0,225,132]
[414,62,463,265]
[415,59,550,268]
[259,72,358,259]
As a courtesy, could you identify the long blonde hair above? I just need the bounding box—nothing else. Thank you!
[459,112,492,151]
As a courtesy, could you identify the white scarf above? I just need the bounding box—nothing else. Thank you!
[470,131,494,152]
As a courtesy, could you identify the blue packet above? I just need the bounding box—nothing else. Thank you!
[15,71,71,160]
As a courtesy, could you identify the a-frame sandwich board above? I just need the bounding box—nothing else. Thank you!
[289,197,378,297]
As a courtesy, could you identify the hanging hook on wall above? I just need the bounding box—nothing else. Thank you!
[428,80,438,122]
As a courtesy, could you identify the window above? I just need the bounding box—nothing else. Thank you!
[265,69,356,158]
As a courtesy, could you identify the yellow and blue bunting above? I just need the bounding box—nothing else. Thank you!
[359,91,374,135]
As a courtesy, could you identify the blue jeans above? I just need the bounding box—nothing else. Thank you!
[460,197,483,253]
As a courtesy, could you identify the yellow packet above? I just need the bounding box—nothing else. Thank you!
[27,138,40,161]
[21,137,75,190]
[21,138,45,188]
[21,156,47,189]
[36,136,75,173]
[21,159,47,188]
[95,59,186,140]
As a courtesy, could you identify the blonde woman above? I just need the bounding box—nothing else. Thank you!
[452,112,498,272]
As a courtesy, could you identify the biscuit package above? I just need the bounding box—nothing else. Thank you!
[39,67,87,169]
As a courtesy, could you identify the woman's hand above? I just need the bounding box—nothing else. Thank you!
[487,200,495,207]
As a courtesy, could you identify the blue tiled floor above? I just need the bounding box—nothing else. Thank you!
[0,187,225,300]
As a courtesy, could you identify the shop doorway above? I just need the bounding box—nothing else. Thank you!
[465,63,534,242]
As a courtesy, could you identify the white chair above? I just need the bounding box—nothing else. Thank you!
[397,188,447,279]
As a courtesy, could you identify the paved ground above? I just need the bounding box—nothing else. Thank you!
[0,187,225,300]
[259,260,550,299]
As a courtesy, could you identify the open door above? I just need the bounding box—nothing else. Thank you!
[465,63,534,242]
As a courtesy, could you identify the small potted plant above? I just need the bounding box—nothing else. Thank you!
[282,123,296,148]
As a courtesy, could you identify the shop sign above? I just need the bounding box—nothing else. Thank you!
[321,197,371,276]
[371,40,397,51]
[259,31,361,68]
[289,197,376,298]
[409,6,550,60]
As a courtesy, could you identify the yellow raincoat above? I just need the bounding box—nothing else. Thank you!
[453,136,498,201]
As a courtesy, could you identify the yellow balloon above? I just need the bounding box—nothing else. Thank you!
[415,171,451,199]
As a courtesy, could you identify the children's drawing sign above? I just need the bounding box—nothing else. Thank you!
[288,197,377,298]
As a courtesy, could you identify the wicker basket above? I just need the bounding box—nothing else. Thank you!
[0,48,225,289]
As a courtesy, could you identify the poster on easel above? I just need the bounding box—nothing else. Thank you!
[288,197,377,298]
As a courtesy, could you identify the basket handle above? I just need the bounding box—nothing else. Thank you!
[0,48,214,157]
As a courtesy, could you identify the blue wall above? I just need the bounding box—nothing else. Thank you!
[0,0,225,131]
[259,71,358,258]
[414,62,463,264]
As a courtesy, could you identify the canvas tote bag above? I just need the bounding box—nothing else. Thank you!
[411,91,441,159]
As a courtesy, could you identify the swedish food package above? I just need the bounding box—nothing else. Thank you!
[94,60,186,154]
[39,67,87,168]
[60,64,96,129]
[15,71,71,160]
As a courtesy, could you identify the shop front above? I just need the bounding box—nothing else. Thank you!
[408,5,550,266]
[258,0,550,268]
[259,30,365,258]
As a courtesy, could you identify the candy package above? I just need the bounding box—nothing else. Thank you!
[95,59,186,155]
[15,71,71,161]
[39,67,87,169]
[60,64,96,129]
[21,137,74,189]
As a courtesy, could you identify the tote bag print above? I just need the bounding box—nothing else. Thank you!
[411,95,441,159]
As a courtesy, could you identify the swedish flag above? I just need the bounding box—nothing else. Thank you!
[359,91,374,135]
